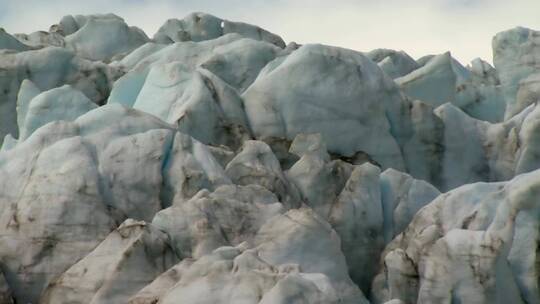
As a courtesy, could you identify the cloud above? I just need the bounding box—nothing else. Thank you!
[1,0,539,64]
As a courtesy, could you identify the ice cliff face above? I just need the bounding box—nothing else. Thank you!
[0,12,539,304]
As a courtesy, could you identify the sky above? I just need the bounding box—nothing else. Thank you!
[1,0,540,65]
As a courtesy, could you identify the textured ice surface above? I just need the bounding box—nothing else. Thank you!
[62,14,149,61]
[19,85,98,140]
[1,12,540,304]
[372,170,540,304]
[493,27,540,118]
[243,44,406,169]
[133,65,251,148]
[154,12,285,48]
[0,104,223,303]
[13,31,65,48]
[41,219,177,303]
[153,184,283,258]
[396,52,505,122]
[367,49,419,79]
[137,243,367,304]
[0,46,121,141]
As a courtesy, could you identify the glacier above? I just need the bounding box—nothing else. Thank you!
[0,11,539,304]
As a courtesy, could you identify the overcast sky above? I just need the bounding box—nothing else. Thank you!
[1,0,539,64]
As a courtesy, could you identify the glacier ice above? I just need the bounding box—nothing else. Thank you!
[40,219,177,303]
[19,84,97,140]
[136,243,366,304]
[61,14,149,61]
[153,12,285,48]
[199,38,282,92]
[254,207,369,303]
[133,64,251,148]
[367,49,419,79]
[0,11,540,304]
[0,270,13,304]
[243,44,407,169]
[0,103,225,303]
[225,140,301,208]
[13,31,65,48]
[0,28,30,51]
[0,46,121,141]
[396,53,457,107]
[493,27,540,118]
[396,52,505,122]
[372,169,540,304]
[152,184,284,259]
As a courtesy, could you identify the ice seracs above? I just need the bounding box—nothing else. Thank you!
[41,219,177,304]
[60,14,149,61]
[396,53,457,107]
[367,49,419,79]
[254,208,369,303]
[13,31,65,48]
[0,103,223,303]
[200,38,282,92]
[395,52,505,122]
[225,140,301,208]
[379,168,440,242]
[372,169,540,303]
[493,26,540,118]
[0,12,540,304]
[243,44,407,170]
[153,12,286,48]
[18,84,97,140]
[152,185,284,259]
[133,243,365,304]
[328,163,385,292]
[0,46,120,141]
[133,64,252,148]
